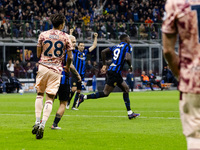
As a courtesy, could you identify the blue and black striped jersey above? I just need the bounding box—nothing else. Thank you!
[108,42,132,74]
[60,52,69,85]
[72,48,89,76]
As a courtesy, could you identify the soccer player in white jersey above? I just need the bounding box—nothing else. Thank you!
[32,13,73,139]
[163,0,200,149]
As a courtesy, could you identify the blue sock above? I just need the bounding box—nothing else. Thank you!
[87,92,107,99]
[123,93,131,111]
[72,93,80,107]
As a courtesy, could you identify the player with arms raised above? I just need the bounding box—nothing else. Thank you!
[77,34,140,119]
[163,0,200,149]
[32,13,73,139]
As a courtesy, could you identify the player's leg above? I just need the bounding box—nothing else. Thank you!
[36,69,61,139]
[118,81,140,119]
[32,65,47,134]
[180,93,200,150]
[66,76,77,109]
[72,75,84,110]
[76,84,114,108]
[52,84,70,129]
[52,100,67,129]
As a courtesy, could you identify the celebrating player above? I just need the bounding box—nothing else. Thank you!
[66,30,98,110]
[162,0,200,149]
[51,35,81,129]
[76,34,140,119]
[32,13,73,139]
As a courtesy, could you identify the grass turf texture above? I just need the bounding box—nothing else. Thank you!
[0,91,186,150]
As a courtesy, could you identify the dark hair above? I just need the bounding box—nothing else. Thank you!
[50,13,65,28]
[78,42,84,46]
[120,34,128,41]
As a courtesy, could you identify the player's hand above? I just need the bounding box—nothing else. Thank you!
[129,65,133,72]
[94,32,98,37]
[70,28,74,35]
[63,66,70,73]
[77,75,82,82]
[101,65,107,74]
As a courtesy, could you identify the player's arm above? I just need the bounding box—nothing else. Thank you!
[64,50,73,73]
[101,47,110,74]
[88,33,98,52]
[37,33,43,58]
[69,28,74,35]
[37,47,42,58]
[70,64,81,82]
[125,53,133,72]
[162,33,179,78]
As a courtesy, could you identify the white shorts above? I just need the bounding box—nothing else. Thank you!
[180,93,200,138]
[35,64,61,95]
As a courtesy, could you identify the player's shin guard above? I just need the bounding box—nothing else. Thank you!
[123,93,131,111]
[72,92,80,107]
[35,95,44,124]
[87,92,107,99]
[41,100,53,126]
[187,137,200,150]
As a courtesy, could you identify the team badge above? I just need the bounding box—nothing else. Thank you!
[73,82,76,86]
[114,82,117,86]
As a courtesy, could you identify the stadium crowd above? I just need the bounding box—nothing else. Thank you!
[0,0,165,39]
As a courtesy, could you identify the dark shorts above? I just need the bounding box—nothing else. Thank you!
[71,73,84,90]
[106,71,123,87]
[55,83,70,101]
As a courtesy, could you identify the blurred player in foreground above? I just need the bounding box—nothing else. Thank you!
[32,13,73,139]
[77,34,140,119]
[66,30,98,110]
[51,35,81,129]
[162,0,200,149]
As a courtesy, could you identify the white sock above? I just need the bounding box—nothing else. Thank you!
[128,110,133,115]
[35,95,43,124]
[84,95,87,99]
[41,100,53,127]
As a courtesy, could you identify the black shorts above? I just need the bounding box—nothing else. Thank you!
[71,73,84,90]
[106,71,123,87]
[55,84,70,101]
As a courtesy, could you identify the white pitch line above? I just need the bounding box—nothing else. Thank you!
[0,110,180,113]
[0,113,180,120]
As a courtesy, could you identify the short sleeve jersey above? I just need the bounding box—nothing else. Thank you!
[72,48,89,76]
[108,42,132,74]
[162,0,200,93]
[37,29,73,74]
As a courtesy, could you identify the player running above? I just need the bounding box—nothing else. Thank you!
[51,35,81,129]
[76,34,140,119]
[32,13,73,139]
[162,0,200,149]
[66,30,98,110]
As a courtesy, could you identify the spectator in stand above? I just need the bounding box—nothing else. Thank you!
[0,74,7,93]
[14,60,26,78]
[148,70,163,91]
[141,71,153,90]
[6,59,14,74]
[139,23,148,39]
[145,17,154,28]
[9,72,22,93]
[33,62,38,82]
[25,62,33,78]
[86,60,93,70]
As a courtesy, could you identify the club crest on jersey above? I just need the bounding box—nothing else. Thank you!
[114,82,117,86]
[73,82,76,85]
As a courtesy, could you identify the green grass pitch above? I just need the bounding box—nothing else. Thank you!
[0,91,186,150]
